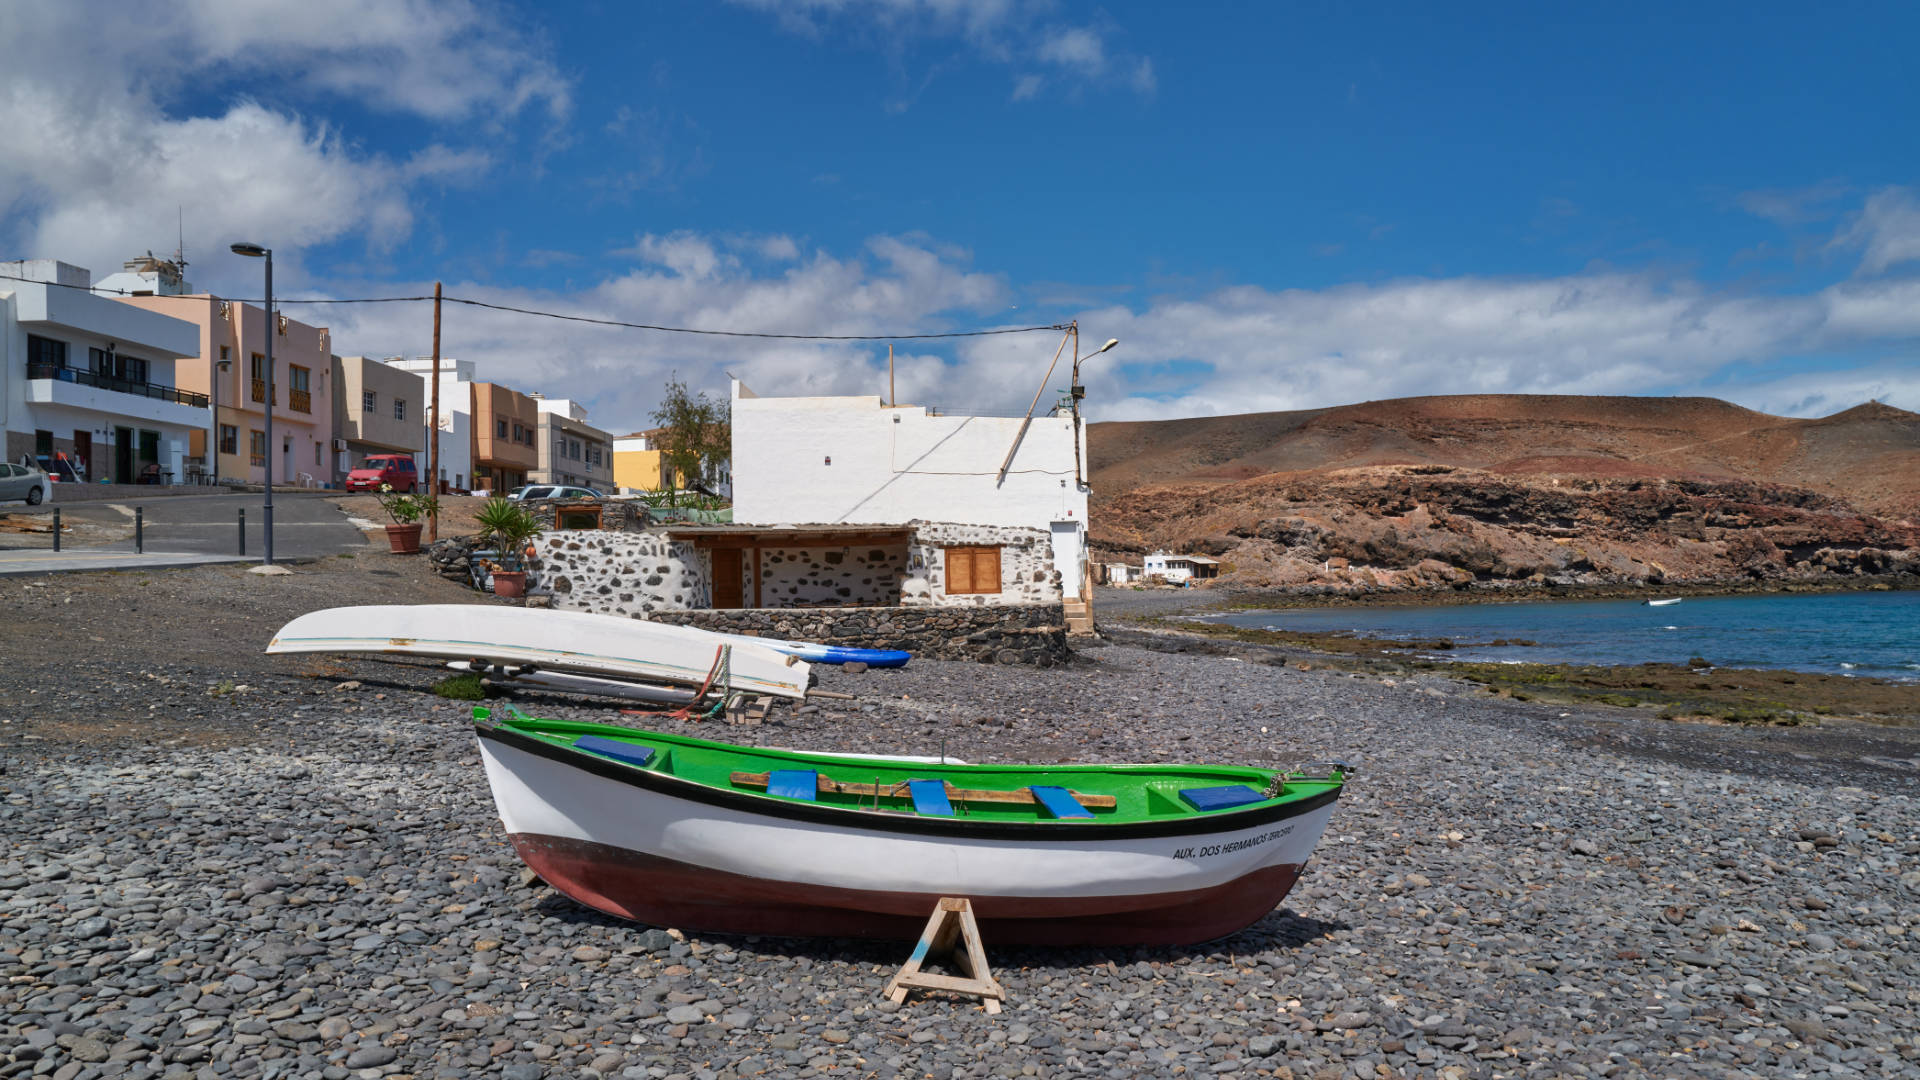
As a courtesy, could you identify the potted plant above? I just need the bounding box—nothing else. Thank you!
[374,483,440,553]
[474,497,542,598]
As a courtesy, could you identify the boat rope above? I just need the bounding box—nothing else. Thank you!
[620,644,732,723]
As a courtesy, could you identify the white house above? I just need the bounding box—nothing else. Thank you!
[730,378,1091,603]
[0,260,207,487]
[383,356,474,491]
[1144,551,1221,584]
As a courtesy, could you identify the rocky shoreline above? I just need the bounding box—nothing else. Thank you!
[4,561,1919,1079]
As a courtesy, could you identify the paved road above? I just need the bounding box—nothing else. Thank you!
[0,550,257,577]
[11,492,368,559]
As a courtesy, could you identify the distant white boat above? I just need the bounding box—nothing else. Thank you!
[1644,597,1682,607]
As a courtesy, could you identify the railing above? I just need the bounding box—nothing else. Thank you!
[27,362,209,409]
[289,388,311,413]
[251,378,275,404]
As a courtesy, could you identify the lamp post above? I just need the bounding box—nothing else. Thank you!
[230,241,274,564]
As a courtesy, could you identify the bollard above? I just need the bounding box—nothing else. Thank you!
[135,506,144,554]
[52,508,60,552]
[238,508,246,556]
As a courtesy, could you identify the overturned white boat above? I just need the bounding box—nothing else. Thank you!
[266,605,811,700]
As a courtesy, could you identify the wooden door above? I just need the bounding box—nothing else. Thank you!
[711,548,744,608]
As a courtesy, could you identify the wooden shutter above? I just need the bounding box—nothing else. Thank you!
[945,546,1002,595]
[946,548,973,594]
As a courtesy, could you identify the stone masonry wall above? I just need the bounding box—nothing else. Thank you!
[756,544,909,607]
[526,530,708,616]
[903,521,1060,607]
[653,603,1071,666]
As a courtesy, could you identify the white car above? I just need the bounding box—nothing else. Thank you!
[0,462,50,505]
[509,484,602,501]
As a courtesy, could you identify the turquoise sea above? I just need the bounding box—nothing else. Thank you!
[1203,589,1920,681]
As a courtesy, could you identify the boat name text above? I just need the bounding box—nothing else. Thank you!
[1172,824,1293,861]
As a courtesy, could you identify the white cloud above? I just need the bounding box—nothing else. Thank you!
[1727,364,1920,419]
[0,0,566,282]
[1833,187,1920,276]
[729,1,1154,101]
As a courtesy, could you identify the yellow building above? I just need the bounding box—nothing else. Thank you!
[613,429,672,492]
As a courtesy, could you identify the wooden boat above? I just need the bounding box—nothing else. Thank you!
[266,605,811,700]
[474,707,1349,946]
[711,631,911,668]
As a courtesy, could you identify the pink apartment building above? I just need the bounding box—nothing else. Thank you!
[108,262,335,486]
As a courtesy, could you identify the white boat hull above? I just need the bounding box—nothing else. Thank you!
[266,605,810,700]
[477,729,1338,945]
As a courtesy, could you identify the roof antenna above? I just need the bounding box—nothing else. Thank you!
[174,206,188,275]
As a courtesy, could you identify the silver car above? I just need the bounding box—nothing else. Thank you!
[0,462,50,505]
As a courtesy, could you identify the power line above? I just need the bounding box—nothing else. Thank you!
[0,269,1066,341]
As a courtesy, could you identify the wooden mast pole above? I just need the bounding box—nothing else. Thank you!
[429,280,442,543]
[995,325,1073,486]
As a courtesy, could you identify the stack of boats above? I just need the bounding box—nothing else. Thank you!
[265,604,1351,947]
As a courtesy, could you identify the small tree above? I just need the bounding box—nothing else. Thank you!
[649,377,731,505]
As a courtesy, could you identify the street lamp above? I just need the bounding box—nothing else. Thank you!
[230,241,274,564]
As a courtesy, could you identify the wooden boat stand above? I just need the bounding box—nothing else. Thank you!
[883,897,1005,1014]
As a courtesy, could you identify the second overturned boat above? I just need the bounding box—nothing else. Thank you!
[267,605,812,700]
[475,707,1350,946]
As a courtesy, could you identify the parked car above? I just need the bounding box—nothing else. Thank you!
[344,454,419,492]
[0,462,50,505]
[509,484,602,501]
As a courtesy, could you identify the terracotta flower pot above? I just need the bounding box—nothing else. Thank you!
[385,523,423,554]
[492,570,528,598]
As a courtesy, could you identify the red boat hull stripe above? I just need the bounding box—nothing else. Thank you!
[510,832,1307,946]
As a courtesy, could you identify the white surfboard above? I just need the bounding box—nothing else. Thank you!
[266,605,810,700]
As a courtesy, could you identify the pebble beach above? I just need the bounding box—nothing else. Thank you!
[4,565,1919,1080]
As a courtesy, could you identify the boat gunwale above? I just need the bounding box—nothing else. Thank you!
[476,720,1344,842]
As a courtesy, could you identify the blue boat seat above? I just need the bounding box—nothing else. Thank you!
[1031,785,1093,819]
[572,736,655,768]
[767,770,819,801]
[907,779,954,816]
[1179,784,1267,812]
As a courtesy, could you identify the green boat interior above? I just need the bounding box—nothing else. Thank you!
[479,707,1348,826]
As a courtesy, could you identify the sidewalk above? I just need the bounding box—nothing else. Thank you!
[0,549,256,577]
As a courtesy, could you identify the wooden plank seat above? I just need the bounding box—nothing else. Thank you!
[1179,784,1267,812]
[572,736,655,768]
[729,771,1116,813]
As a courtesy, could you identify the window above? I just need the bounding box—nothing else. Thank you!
[89,347,148,384]
[497,418,509,438]
[393,398,406,421]
[363,390,376,413]
[315,441,323,465]
[288,365,311,412]
[219,425,238,454]
[26,335,66,373]
[945,546,1002,595]
[289,366,309,392]
[249,429,267,466]
[251,352,268,403]
[219,345,230,361]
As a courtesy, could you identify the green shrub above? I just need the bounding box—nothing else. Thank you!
[432,673,488,700]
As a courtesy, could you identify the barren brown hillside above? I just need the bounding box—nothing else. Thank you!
[1088,395,1920,593]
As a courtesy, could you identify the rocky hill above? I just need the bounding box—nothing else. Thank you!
[1089,395,1920,592]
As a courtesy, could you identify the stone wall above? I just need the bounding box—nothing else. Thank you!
[903,521,1060,607]
[525,530,709,616]
[756,544,909,607]
[653,603,1072,666]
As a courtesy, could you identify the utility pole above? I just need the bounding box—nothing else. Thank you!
[429,280,442,543]
[888,343,895,407]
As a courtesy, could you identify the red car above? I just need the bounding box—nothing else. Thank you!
[345,454,419,492]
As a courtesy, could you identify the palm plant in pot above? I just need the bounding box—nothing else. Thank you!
[474,497,542,598]
[375,484,440,553]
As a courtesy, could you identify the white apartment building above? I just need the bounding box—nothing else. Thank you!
[383,356,475,491]
[729,379,1091,597]
[0,259,207,486]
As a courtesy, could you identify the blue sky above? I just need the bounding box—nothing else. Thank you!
[3,1,1917,432]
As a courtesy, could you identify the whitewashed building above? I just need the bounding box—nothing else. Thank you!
[1144,551,1221,584]
[0,260,207,487]
[730,379,1091,614]
[383,356,474,491]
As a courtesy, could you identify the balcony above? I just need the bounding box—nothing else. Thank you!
[289,388,312,413]
[28,362,209,408]
[251,378,277,405]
